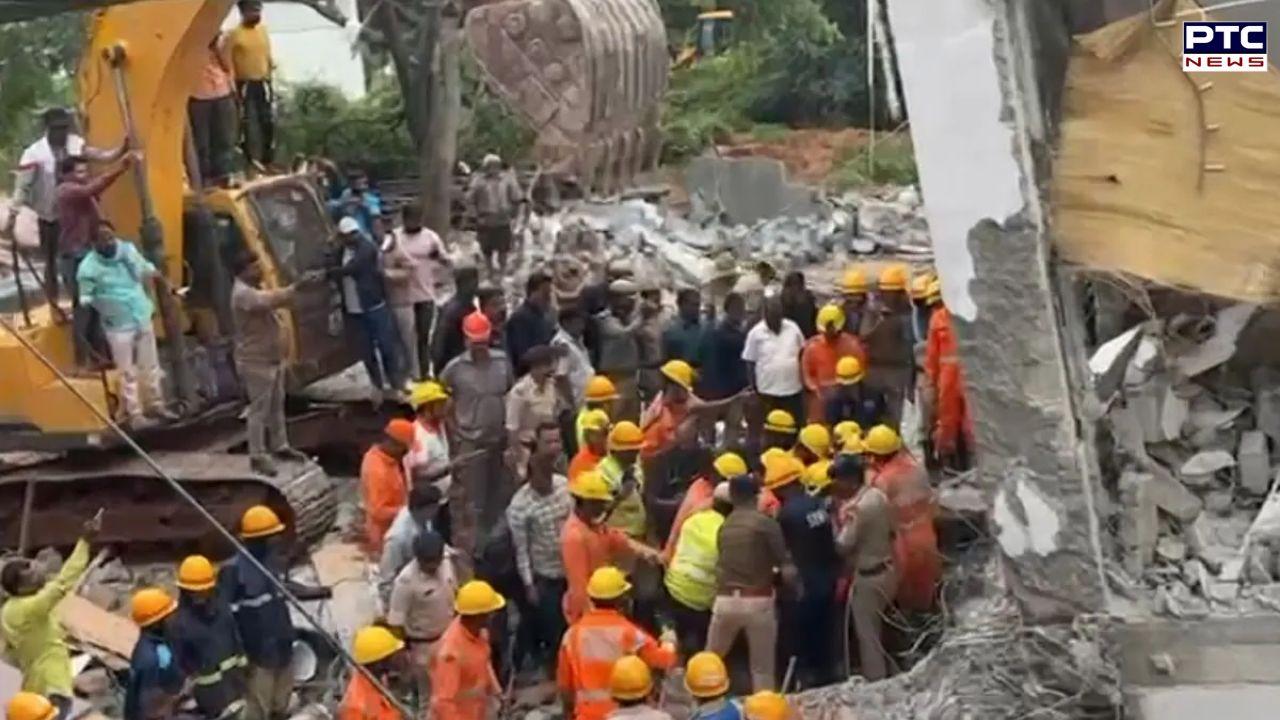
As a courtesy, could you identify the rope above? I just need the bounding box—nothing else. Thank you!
[0,315,413,718]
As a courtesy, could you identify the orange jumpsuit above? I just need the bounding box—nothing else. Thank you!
[801,333,868,423]
[561,514,633,623]
[569,447,605,481]
[640,392,690,460]
[360,445,408,556]
[924,306,973,457]
[338,672,400,720]
[429,618,501,720]
[870,451,939,611]
[556,608,677,720]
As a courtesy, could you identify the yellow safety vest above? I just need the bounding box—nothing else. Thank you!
[598,455,647,539]
[664,510,724,611]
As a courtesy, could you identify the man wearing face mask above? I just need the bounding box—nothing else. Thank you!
[77,220,175,427]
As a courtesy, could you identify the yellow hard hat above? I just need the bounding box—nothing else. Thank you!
[909,272,937,301]
[131,587,178,628]
[587,566,633,601]
[798,424,831,458]
[743,691,791,720]
[609,655,653,701]
[803,460,832,492]
[841,433,866,455]
[581,408,612,433]
[660,359,696,391]
[713,452,748,479]
[840,266,869,296]
[684,651,730,698]
[836,356,865,384]
[926,278,942,304]
[878,264,910,292]
[815,304,846,333]
[833,420,862,445]
[5,692,56,720]
[608,421,644,451]
[570,470,614,501]
[176,555,217,591]
[240,504,285,539]
[863,424,902,456]
[352,625,404,665]
[763,409,797,434]
[585,375,621,402]
[408,380,450,409]
[455,580,507,616]
[763,452,805,490]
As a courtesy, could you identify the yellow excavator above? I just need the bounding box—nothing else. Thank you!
[0,0,353,552]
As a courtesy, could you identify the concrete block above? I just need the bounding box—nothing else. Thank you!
[1090,325,1144,401]
[1132,381,1167,444]
[1156,535,1188,563]
[1162,386,1190,441]
[1121,471,1159,574]
[684,156,824,226]
[1145,465,1204,521]
[1252,366,1280,444]
[1174,303,1257,377]
[1181,450,1235,479]
[1239,430,1271,495]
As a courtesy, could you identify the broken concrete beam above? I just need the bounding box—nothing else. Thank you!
[1132,381,1168,444]
[1239,430,1271,495]
[1162,385,1190,442]
[1120,471,1159,575]
[1138,464,1204,522]
[1180,450,1235,483]
[1174,303,1257,378]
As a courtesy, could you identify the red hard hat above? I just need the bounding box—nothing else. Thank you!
[462,311,492,342]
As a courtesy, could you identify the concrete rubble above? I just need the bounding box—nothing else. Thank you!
[1095,304,1280,618]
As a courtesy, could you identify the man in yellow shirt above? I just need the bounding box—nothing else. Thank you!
[225,0,275,165]
[1,512,101,717]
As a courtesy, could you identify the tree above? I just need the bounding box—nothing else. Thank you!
[0,14,83,174]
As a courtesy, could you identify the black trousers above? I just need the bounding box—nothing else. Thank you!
[667,591,711,660]
[38,218,59,303]
[189,94,237,182]
[513,575,567,671]
[779,580,837,689]
[237,80,274,165]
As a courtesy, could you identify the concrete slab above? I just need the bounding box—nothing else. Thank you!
[683,156,824,226]
[1131,684,1280,720]
[1239,430,1271,495]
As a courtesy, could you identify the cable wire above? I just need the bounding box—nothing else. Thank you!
[0,315,413,718]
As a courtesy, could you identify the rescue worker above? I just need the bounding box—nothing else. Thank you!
[832,421,861,451]
[742,692,791,720]
[684,652,739,720]
[826,356,889,430]
[908,271,939,344]
[598,421,658,629]
[6,693,61,720]
[578,375,621,449]
[606,656,671,720]
[562,471,662,624]
[230,251,320,477]
[0,513,99,713]
[861,265,913,429]
[125,588,186,720]
[803,460,833,504]
[837,266,871,337]
[222,506,330,720]
[570,409,611,480]
[664,482,731,658]
[830,453,898,681]
[793,424,831,466]
[706,475,796,692]
[403,380,452,531]
[800,305,867,423]
[923,281,974,472]
[430,580,505,720]
[664,452,746,559]
[864,425,939,613]
[171,555,248,719]
[769,453,838,688]
[339,626,404,720]
[388,531,460,718]
[557,567,676,720]
[762,410,798,455]
[360,419,414,556]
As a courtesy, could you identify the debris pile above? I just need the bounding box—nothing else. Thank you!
[1094,303,1280,616]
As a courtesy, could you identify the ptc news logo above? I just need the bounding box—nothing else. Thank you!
[1182,21,1268,72]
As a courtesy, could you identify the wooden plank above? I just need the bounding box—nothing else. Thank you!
[309,541,379,649]
[57,594,138,658]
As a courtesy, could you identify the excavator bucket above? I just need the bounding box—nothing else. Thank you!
[464,0,669,195]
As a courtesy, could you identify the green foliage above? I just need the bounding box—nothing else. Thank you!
[457,56,535,168]
[275,77,415,177]
[828,133,917,190]
[660,51,756,163]
[0,14,84,182]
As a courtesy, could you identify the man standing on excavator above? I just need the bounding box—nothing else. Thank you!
[225,0,276,166]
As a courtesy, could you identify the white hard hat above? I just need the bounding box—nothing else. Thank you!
[337,217,361,235]
[482,153,501,166]
[713,482,731,503]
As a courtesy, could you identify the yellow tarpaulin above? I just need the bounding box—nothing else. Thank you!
[1051,0,1280,301]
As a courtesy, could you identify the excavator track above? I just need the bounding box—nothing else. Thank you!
[0,450,337,557]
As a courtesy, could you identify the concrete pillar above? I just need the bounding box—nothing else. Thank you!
[885,0,1109,621]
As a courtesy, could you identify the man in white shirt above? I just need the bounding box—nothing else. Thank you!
[5,108,123,303]
[742,294,807,439]
[383,203,449,379]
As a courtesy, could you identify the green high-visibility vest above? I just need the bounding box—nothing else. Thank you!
[665,509,724,611]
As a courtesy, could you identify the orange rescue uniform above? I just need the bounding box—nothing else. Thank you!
[569,447,605,481]
[338,672,399,720]
[870,451,939,611]
[924,305,973,456]
[429,617,501,720]
[801,333,868,423]
[556,608,677,720]
[640,393,690,459]
[561,514,633,623]
[360,445,408,556]
[662,477,779,561]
